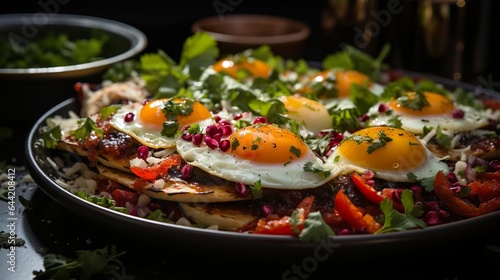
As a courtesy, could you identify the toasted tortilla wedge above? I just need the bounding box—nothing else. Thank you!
[56,141,133,173]
[179,202,257,231]
[96,164,250,203]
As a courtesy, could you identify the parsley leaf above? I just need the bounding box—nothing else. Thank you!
[249,180,263,199]
[33,245,126,280]
[367,130,392,154]
[69,118,103,142]
[298,211,334,242]
[41,125,62,149]
[375,189,426,234]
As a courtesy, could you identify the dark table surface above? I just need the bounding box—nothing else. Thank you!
[2,121,500,280]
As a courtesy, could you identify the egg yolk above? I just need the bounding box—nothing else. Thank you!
[389,91,454,116]
[335,70,372,98]
[228,124,308,164]
[337,127,426,172]
[139,98,211,127]
[212,57,271,79]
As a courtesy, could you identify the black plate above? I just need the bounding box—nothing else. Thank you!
[25,77,500,262]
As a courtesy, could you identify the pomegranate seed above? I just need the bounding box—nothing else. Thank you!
[181,164,192,179]
[378,104,388,113]
[214,115,221,123]
[362,170,375,180]
[452,109,465,119]
[261,204,273,216]
[205,136,219,149]
[438,209,450,218]
[124,112,135,122]
[181,132,192,141]
[337,228,351,235]
[410,185,422,194]
[219,139,230,152]
[137,145,149,160]
[359,113,370,122]
[446,172,458,183]
[220,125,233,137]
[235,182,250,197]
[424,211,439,225]
[393,188,404,201]
[218,120,231,126]
[253,116,267,124]
[489,160,500,172]
[424,201,440,211]
[233,113,243,120]
[192,134,204,146]
[205,125,219,137]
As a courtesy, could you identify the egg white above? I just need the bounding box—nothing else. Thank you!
[366,102,490,135]
[175,138,336,190]
[111,102,215,149]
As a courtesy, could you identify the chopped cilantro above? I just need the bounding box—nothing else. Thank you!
[69,118,103,142]
[41,125,62,149]
[33,245,126,280]
[298,211,334,242]
[367,130,392,154]
[289,145,302,158]
[249,180,263,199]
[376,189,426,234]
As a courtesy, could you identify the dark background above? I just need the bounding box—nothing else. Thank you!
[2,0,500,86]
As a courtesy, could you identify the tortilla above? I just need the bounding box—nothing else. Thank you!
[96,163,251,203]
[56,141,133,173]
[179,202,257,231]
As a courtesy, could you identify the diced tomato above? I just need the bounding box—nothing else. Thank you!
[468,178,500,203]
[111,189,139,207]
[130,154,182,181]
[253,196,315,235]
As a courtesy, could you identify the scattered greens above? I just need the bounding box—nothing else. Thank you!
[33,245,126,280]
[1,31,109,68]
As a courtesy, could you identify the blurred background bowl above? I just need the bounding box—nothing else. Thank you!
[191,14,310,59]
[0,13,147,124]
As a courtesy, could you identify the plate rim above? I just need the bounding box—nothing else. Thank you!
[24,76,500,258]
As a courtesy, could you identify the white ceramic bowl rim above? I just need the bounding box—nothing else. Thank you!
[192,14,311,45]
[0,13,147,75]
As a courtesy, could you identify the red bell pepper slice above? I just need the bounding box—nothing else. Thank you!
[351,173,404,212]
[253,196,315,235]
[334,189,382,234]
[476,171,500,181]
[434,170,500,217]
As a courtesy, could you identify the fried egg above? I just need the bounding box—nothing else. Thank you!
[111,97,213,149]
[278,95,333,135]
[328,126,449,182]
[366,91,490,134]
[293,69,384,99]
[212,56,271,79]
[176,123,335,189]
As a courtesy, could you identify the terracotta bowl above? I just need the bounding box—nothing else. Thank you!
[191,14,310,59]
